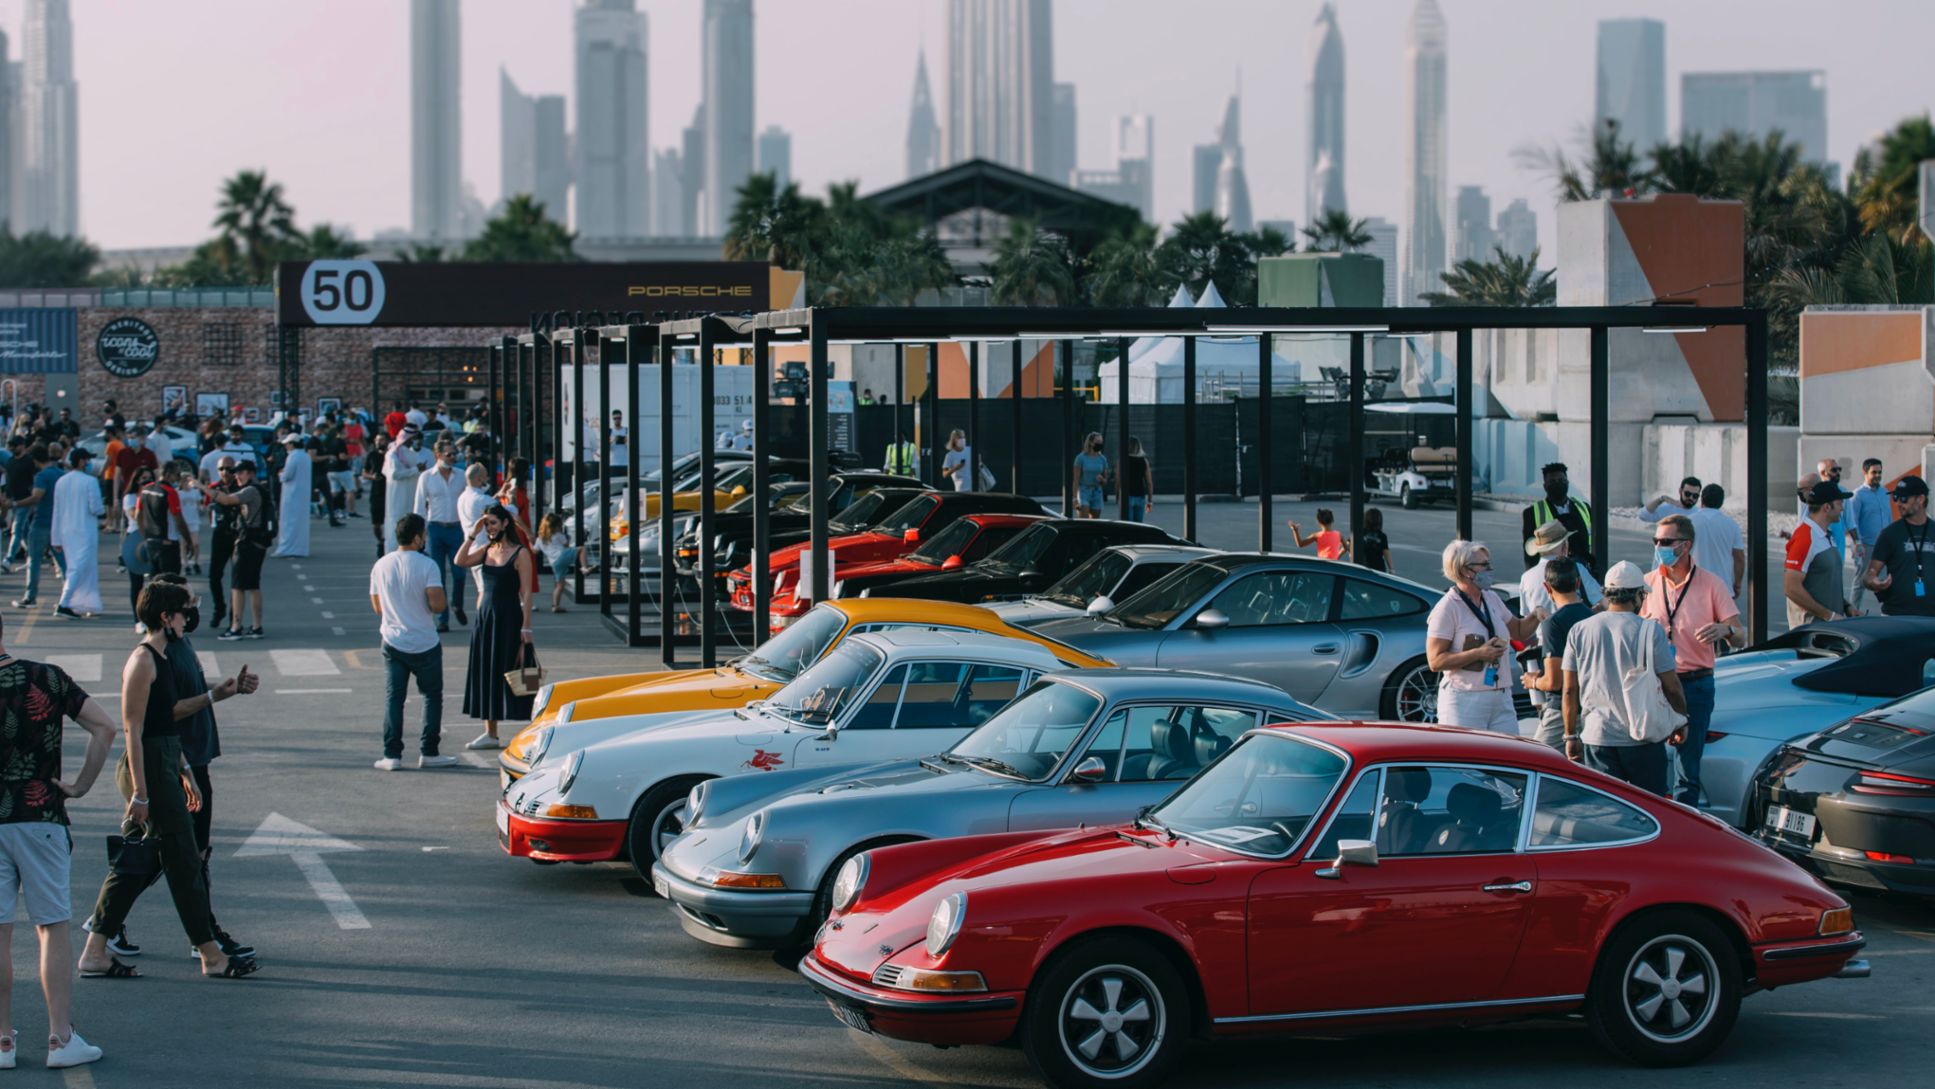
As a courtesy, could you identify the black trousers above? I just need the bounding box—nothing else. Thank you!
[190,764,222,935]
[90,737,215,948]
[208,525,236,619]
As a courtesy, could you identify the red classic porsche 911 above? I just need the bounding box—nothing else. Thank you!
[799,723,1867,1089]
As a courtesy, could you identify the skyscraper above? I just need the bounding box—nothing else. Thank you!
[1452,186,1492,264]
[1402,0,1448,305]
[1072,114,1152,220]
[1191,143,1221,214]
[1212,92,1252,233]
[410,0,463,242]
[1047,82,1078,185]
[1596,18,1666,154]
[906,49,941,178]
[1495,198,1538,260]
[500,70,570,224]
[652,148,686,237]
[757,126,792,189]
[1682,71,1829,164]
[1306,2,1346,223]
[0,31,14,227]
[681,106,707,238]
[945,0,1055,176]
[1363,216,1399,306]
[575,0,650,239]
[702,0,755,235]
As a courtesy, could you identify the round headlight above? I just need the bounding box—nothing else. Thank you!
[831,853,869,913]
[559,750,585,796]
[739,810,765,863]
[686,782,708,826]
[925,891,967,959]
[531,683,555,719]
[528,726,555,766]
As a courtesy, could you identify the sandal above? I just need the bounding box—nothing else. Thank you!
[79,959,141,979]
[204,955,261,979]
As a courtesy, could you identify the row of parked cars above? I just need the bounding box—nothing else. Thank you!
[497,472,1915,1089]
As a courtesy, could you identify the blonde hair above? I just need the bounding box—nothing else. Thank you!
[537,512,567,542]
[1441,539,1490,583]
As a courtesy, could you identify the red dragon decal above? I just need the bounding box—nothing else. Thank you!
[741,748,785,772]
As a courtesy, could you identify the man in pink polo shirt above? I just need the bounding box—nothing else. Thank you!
[1641,513,1742,807]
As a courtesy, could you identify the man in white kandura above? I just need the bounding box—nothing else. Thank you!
[272,434,311,558]
[51,450,105,619]
[382,427,424,553]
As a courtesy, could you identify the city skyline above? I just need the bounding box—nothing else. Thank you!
[5,0,1929,251]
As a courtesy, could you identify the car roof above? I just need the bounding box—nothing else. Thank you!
[1045,667,1300,705]
[845,628,1062,662]
[1265,721,1577,771]
[1183,552,1437,591]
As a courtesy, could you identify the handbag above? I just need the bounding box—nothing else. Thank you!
[976,463,997,491]
[503,643,546,698]
[106,832,162,881]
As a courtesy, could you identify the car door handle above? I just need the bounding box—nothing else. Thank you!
[1312,643,1340,654]
[1482,880,1533,894]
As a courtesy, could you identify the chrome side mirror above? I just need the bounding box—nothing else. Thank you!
[1315,839,1378,880]
[1192,607,1231,631]
[1068,756,1107,783]
[1086,595,1114,616]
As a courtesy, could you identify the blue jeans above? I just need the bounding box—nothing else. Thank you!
[1584,742,1670,797]
[1126,496,1147,522]
[382,642,444,759]
[5,507,30,563]
[23,525,58,601]
[424,522,464,623]
[1674,673,1715,807]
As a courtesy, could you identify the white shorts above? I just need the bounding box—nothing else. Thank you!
[1436,686,1519,734]
[0,822,72,925]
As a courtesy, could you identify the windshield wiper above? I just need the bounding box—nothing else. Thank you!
[919,756,958,774]
[1134,811,1180,842]
[959,755,1027,780]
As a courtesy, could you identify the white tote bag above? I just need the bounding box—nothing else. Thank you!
[1619,622,1687,744]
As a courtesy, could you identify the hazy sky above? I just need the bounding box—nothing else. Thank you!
[17,0,1934,252]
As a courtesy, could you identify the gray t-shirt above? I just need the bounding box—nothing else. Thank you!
[942,447,972,491]
[1562,610,1677,747]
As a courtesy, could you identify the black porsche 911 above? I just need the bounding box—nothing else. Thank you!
[1751,679,1935,898]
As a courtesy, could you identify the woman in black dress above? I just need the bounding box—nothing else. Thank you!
[456,504,535,750]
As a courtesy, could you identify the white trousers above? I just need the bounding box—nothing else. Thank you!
[1436,686,1519,734]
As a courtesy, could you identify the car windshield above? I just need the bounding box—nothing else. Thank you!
[736,604,847,682]
[1151,733,1347,856]
[830,490,888,529]
[763,641,882,724]
[712,465,756,493]
[1109,562,1229,629]
[1042,549,1132,609]
[874,494,939,535]
[981,522,1057,572]
[908,519,980,566]
[642,451,702,486]
[947,680,1103,781]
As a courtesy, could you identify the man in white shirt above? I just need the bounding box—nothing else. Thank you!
[1688,483,1746,600]
[1520,519,1602,616]
[413,441,466,631]
[458,464,497,608]
[142,420,174,466]
[404,404,429,430]
[369,513,454,771]
[217,425,260,472]
[607,410,629,469]
[1638,477,1701,524]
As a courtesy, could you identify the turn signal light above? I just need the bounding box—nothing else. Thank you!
[706,871,786,889]
[1819,907,1854,936]
[543,804,600,820]
[1850,770,1935,796]
[895,969,989,993]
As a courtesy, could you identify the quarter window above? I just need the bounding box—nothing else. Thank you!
[1338,580,1426,620]
[1209,571,1334,627]
[1375,765,1529,857]
[1310,770,1382,860]
[1114,705,1257,783]
[1528,777,1658,848]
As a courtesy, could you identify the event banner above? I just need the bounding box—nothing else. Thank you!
[274,260,772,332]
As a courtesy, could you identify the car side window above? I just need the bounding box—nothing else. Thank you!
[845,665,908,731]
[1115,563,1176,600]
[1117,705,1256,783]
[1311,769,1382,860]
[889,661,968,729]
[956,664,1027,727]
[1209,571,1335,627]
[1375,765,1529,857]
[1529,777,1658,848]
[1338,580,1426,621]
[962,528,1019,561]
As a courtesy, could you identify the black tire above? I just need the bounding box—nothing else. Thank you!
[1021,935,1190,1089]
[625,777,706,884]
[1379,656,1439,723]
[1400,483,1416,510]
[1586,910,1742,1067]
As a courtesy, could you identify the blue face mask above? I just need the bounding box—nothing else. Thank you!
[1654,545,1680,568]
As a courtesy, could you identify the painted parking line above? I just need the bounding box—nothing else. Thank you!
[275,688,354,695]
[269,648,341,676]
[43,654,102,682]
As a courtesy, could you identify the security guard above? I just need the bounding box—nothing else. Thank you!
[884,432,917,476]
[1522,462,1597,577]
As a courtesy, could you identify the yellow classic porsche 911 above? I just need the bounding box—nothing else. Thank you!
[499,597,1110,784]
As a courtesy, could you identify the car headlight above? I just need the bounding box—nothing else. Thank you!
[925,891,967,959]
[559,750,585,796]
[527,727,554,766]
[832,853,869,913]
[557,701,576,724]
[739,810,765,863]
[532,683,555,719]
[686,781,708,826]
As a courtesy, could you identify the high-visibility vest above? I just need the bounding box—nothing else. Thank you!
[1533,497,1593,533]
[886,441,915,475]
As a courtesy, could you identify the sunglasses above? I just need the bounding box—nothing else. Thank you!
[1652,538,1686,546]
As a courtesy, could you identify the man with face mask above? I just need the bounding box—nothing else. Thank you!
[1640,513,1741,806]
[1786,477,1852,627]
[1861,475,1934,617]
[1521,462,1596,576]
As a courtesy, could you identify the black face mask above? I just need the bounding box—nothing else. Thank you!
[181,606,200,635]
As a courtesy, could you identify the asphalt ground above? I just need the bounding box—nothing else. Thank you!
[0,498,1915,1089]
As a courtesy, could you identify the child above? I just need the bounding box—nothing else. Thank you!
[178,469,205,575]
[536,512,579,613]
[1289,508,1350,562]
[1356,507,1392,573]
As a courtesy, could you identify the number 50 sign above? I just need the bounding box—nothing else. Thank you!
[298,260,387,325]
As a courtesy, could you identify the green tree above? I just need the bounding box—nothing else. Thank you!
[1421,246,1556,307]
[296,223,366,259]
[1300,209,1373,252]
[1771,231,1933,308]
[398,244,448,263]
[213,169,299,283]
[1849,114,1935,243]
[1083,223,1163,307]
[0,226,100,287]
[461,194,577,262]
[723,171,820,267]
[1155,211,1249,303]
[1519,118,1652,202]
[868,232,955,306]
[989,218,1077,305]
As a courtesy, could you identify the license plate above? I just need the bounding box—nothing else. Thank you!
[495,804,510,837]
[1763,804,1816,839]
[651,871,668,898]
[829,1000,874,1035]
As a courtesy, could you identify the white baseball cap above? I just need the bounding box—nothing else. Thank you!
[1603,560,1648,592]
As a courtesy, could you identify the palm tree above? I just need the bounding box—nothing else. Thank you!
[1084,224,1162,307]
[1156,211,1245,302]
[723,172,819,267]
[1771,232,1933,308]
[870,232,957,305]
[1850,114,1935,243]
[0,226,100,287]
[297,224,366,259]
[1519,118,1651,202]
[1421,246,1556,307]
[462,194,577,262]
[989,218,1076,306]
[1300,208,1372,252]
[213,169,298,283]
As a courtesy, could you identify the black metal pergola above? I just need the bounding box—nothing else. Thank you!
[515,303,1772,665]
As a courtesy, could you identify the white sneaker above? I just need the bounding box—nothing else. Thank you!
[0,1031,13,1069]
[418,754,458,768]
[46,1030,101,1069]
[372,757,404,771]
[465,734,502,751]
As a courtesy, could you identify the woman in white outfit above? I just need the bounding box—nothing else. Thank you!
[1424,539,1544,733]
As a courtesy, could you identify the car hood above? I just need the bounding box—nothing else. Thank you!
[766,531,897,572]
[580,705,809,759]
[564,667,778,722]
[1788,698,1935,774]
[1711,651,1882,738]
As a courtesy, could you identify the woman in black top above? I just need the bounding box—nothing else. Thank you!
[1356,507,1393,573]
[457,505,536,750]
[1123,437,1155,523]
[78,580,258,980]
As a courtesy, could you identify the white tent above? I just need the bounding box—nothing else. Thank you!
[1099,284,1301,402]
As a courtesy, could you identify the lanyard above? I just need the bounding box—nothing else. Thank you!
[1908,521,1931,585]
[1659,570,1695,637]
[1455,589,1497,639]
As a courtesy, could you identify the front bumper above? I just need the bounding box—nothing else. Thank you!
[798,953,1023,1045]
[651,861,817,948]
[497,801,627,863]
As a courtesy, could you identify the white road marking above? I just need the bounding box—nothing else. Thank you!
[270,648,339,676]
[320,611,335,619]
[460,752,495,770]
[44,654,102,682]
[235,813,369,930]
[332,626,347,636]
[60,1066,96,1089]
[421,846,449,852]
[200,652,220,676]
[311,596,324,604]
[275,688,353,695]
